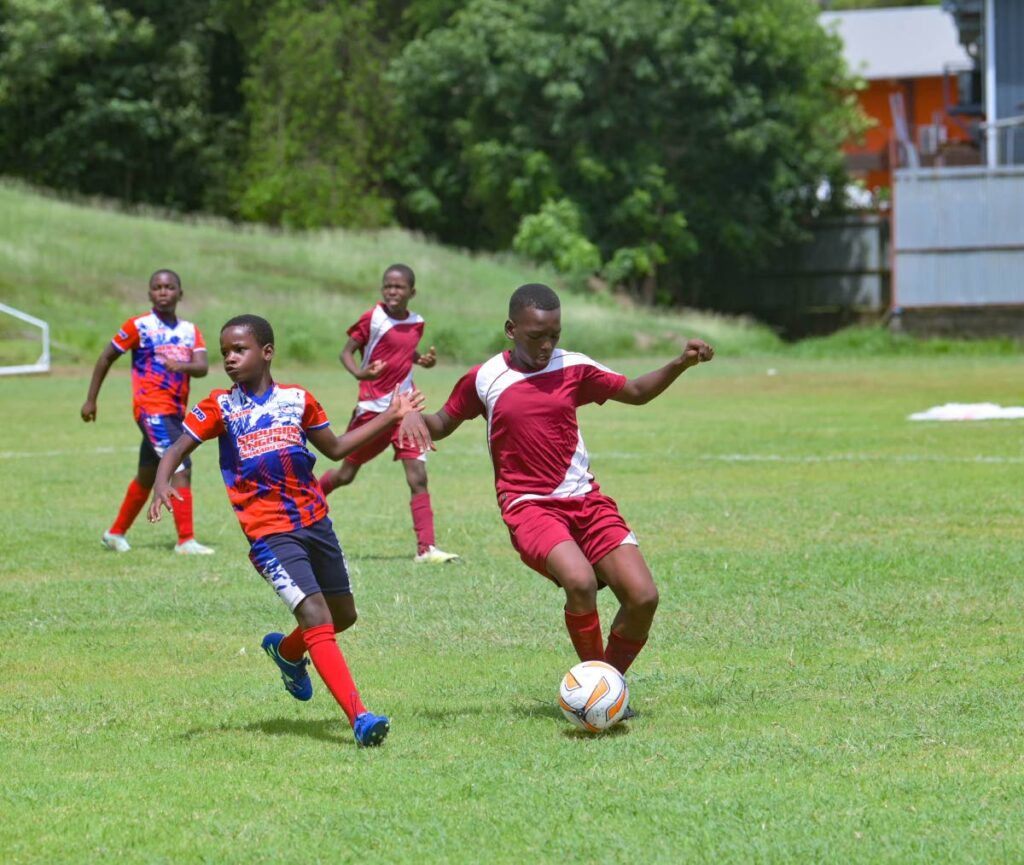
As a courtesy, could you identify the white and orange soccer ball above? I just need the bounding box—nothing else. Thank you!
[558,660,629,732]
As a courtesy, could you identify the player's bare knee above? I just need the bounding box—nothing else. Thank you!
[333,607,357,632]
[294,593,332,629]
[630,585,659,619]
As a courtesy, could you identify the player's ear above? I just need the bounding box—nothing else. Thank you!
[504,319,515,340]
[262,343,275,361]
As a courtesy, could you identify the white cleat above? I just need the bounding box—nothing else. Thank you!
[101,532,131,553]
[175,538,215,555]
[413,545,460,564]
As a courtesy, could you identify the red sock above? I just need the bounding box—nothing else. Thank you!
[279,627,306,662]
[319,469,339,497]
[564,608,605,662]
[170,486,194,543]
[110,478,151,535]
[605,629,647,675]
[303,623,367,726]
[410,491,436,554]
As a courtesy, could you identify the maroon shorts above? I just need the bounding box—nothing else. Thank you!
[502,492,636,582]
[342,409,426,465]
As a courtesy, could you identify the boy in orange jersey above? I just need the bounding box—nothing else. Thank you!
[81,269,214,554]
[149,315,429,747]
[319,264,459,563]
[399,284,713,699]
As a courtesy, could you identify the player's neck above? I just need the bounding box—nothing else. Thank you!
[239,372,274,397]
[153,307,178,325]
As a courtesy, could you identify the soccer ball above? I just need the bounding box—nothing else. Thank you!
[558,660,629,732]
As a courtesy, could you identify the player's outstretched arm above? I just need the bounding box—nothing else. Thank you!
[80,343,121,422]
[309,386,426,461]
[148,435,201,522]
[340,336,386,381]
[612,338,714,406]
[397,409,460,452]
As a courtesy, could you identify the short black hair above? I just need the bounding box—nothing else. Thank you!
[383,263,415,287]
[509,283,560,318]
[222,314,275,347]
[150,269,182,288]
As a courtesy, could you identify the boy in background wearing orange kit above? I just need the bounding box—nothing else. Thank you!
[399,284,714,708]
[81,269,214,555]
[149,315,429,747]
[319,264,459,563]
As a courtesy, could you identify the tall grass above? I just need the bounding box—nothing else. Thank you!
[0,182,780,365]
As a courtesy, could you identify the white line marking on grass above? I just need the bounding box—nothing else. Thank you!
[699,453,1024,465]
[0,446,136,460]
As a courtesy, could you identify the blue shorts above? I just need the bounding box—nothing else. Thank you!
[137,412,191,471]
[247,516,351,612]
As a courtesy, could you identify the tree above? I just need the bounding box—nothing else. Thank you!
[234,0,396,228]
[389,0,864,304]
[0,0,243,210]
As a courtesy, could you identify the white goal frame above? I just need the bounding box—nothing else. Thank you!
[0,301,50,376]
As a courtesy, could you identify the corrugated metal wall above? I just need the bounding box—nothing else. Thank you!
[893,166,1024,306]
[995,0,1024,163]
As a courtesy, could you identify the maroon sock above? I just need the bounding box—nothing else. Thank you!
[410,492,436,554]
[605,629,647,675]
[303,623,367,726]
[170,487,194,543]
[564,608,605,662]
[319,469,339,497]
[110,478,151,535]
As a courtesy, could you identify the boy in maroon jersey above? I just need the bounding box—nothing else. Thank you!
[81,269,214,555]
[398,283,713,689]
[319,264,459,563]
[148,314,428,747]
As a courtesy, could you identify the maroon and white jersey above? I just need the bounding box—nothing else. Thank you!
[442,349,627,512]
[347,303,425,413]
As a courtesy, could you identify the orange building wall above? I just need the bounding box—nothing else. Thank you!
[844,76,972,191]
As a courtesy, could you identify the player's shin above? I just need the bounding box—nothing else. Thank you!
[605,629,647,675]
[564,608,605,662]
[110,478,151,535]
[302,624,367,725]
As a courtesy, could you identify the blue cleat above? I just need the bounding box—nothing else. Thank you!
[261,632,313,701]
[354,711,390,747]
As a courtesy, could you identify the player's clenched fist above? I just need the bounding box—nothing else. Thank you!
[681,338,713,368]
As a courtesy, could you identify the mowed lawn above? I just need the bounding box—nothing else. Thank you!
[1,354,1022,864]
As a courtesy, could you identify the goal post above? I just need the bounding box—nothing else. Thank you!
[0,301,51,376]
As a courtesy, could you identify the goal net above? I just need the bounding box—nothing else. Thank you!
[0,301,50,376]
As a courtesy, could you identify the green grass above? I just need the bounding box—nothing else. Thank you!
[2,354,1023,863]
[0,181,781,365]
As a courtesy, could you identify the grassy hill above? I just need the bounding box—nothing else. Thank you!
[0,182,780,367]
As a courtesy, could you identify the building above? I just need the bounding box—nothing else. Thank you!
[821,5,974,192]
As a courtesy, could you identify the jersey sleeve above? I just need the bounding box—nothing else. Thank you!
[183,393,226,442]
[193,325,207,352]
[302,389,330,431]
[111,317,140,354]
[575,360,628,406]
[345,308,373,347]
[441,367,485,421]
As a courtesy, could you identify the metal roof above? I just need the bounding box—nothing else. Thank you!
[821,6,973,80]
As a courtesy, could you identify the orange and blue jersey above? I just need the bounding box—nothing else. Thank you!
[111,311,206,420]
[183,382,330,541]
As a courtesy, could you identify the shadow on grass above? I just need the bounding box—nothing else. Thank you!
[181,717,348,745]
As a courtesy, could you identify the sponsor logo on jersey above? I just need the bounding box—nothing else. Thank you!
[155,344,193,363]
[191,406,207,422]
[227,408,252,421]
[117,329,129,340]
[237,426,304,460]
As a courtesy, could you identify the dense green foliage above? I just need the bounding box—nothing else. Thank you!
[390,0,862,304]
[0,0,863,304]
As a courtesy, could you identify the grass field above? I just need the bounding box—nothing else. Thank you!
[2,353,1023,864]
